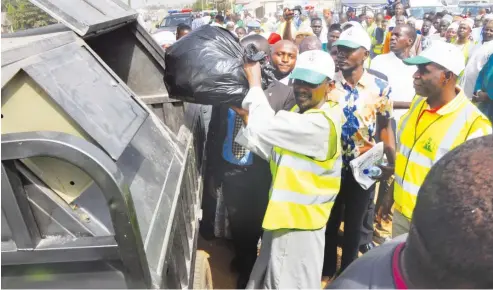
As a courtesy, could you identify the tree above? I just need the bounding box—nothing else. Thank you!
[2,0,57,31]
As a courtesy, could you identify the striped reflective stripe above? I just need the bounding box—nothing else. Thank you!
[434,105,475,161]
[395,175,421,196]
[270,189,338,205]
[397,97,423,142]
[277,154,342,177]
[399,144,433,168]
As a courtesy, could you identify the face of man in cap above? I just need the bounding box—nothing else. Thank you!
[413,63,452,98]
[457,22,471,40]
[337,46,368,72]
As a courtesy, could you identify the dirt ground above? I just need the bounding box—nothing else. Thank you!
[197,217,393,289]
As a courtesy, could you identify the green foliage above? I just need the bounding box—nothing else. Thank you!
[2,0,57,31]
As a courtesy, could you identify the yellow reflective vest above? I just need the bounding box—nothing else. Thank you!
[394,92,492,219]
[262,101,342,231]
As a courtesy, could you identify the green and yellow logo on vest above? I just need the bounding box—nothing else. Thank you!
[422,137,437,153]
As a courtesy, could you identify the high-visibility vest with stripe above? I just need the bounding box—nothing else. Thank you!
[394,95,487,219]
[262,101,342,231]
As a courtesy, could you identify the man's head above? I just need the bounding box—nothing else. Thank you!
[394,3,405,16]
[339,13,348,24]
[176,24,191,40]
[240,34,270,57]
[323,9,332,23]
[404,42,465,98]
[290,50,336,112]
[295,26,314,46]
[235,27,247,39]
[433,14,443,30]
[382,19,389,30]
[328,23,342,47]
[329,45,339,72]
[482,19,493,43]
[299,35,322,53]
[271,40,298,78]
[375,13,384,25]
[226,21,235,31]
[439,18,452,36]
[395,15,407,26]
[215,14,225,24]
[421,19,432,36]
[359,13,367,24]
[458,20,472,40]
[479,8,487,16]
[405,135,493,288]
[347,7,355,18]
[365,11,375,26]
[475,15,483,28]
[407,16,417,30]
[390,24,416,55]
[334,26,371,72]
[445,22,459,42]
[311,17,323,37]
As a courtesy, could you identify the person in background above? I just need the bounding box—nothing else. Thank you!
[347,8,358,21]
[431,14,452,40]
[191,14,206,30]
[473,52,493,122]
[235,13,244,28]
[339,13,349,25]
[475,15,484,29]
[311,17,324,41]
[235,27,247,39]
[204,34,296,289]
[454,19,475,63]
[366,11,376,35]
[247,20,262,35]
[323,8,333,26]
[420,19,433,50]
[383,15,406,54]
[271,40,298,85]
[176,24,191,40]
[472,14,493,44]
[324,23,342,51]
[299,35,323,53]
[328,135,493,289]
[445,22,459,43]
[390,3,406,26]
[211,14,225,27]
[226,21,236,34]
[277,8,296,41]
[323,26,396,281]
[392,41,492,237]
[461,19,493,99]
[432,12,443,32]
[359,13,368,29]
[294,26,315,46]
[371,14,387,57]
[235,50,342,289]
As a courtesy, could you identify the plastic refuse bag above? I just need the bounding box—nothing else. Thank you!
[164,25,277,106]
[164,25,247,105]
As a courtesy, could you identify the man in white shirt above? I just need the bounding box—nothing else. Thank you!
[460,19,493,99]
[371,24,417,122]
[233,50,342,289]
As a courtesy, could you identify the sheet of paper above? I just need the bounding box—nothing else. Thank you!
[349,142,385,190]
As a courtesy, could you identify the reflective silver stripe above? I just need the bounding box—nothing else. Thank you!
[397,97,423,142]
[399,144,433,168]
[277,154,342,177]
[434,105,475,161]
[270,189,338,205]
[394,175,421,196]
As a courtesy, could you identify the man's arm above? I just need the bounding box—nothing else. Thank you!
[234,62,330,161]
[394,101,411,109]
[377,86,396,179]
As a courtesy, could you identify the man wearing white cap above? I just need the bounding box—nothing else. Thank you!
[454,19,476,63]
[234,50,342,289]
[323,26,396,279]
[392,41,492,237]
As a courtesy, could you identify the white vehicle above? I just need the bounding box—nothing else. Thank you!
[408,0,447,19]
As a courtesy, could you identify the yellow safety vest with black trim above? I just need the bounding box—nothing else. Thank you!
[262,101,342,231]
[394,93,488,220]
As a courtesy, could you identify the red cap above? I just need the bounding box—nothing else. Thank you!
[268,33,282,44]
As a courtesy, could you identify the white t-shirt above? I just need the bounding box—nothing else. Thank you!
[370,52,417,122]
[460,41,493,99]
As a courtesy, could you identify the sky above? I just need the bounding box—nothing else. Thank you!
[121,0,195,8]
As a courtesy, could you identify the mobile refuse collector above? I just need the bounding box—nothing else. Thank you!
[232,50,342,289]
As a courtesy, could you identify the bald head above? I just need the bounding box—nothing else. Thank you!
[240,34,270,55]
[299,36,322,53]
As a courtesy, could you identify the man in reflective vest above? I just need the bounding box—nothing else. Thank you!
[233,50,342,289]
[393,41,492,237]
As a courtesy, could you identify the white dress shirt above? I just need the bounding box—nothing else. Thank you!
[235,87,331,161]
[370,52,417,122]
[460,41,493,99]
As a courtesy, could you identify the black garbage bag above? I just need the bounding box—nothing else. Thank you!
[164,25,277,106]
[164,25,247,105]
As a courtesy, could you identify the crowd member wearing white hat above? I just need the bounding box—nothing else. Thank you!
[454,19,476,62]
[234,50,342,289]
[323,26,396,280]
[392,41,492,237]
[445,22,459,43]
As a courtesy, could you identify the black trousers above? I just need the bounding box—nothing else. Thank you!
[322,168,376,277]
[221,168,270,288]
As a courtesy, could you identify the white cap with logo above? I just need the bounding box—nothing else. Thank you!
[333,26,371,51]
[403,41,465,76]
[290,50,336,84]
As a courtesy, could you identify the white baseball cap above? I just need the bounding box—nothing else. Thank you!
[403,41,465,76]
[290,50,336,84]
[334,26,371,51]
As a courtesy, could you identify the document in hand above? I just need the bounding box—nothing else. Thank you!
[349,142,384,190]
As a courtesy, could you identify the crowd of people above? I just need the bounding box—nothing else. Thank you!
[168,2,493,289]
